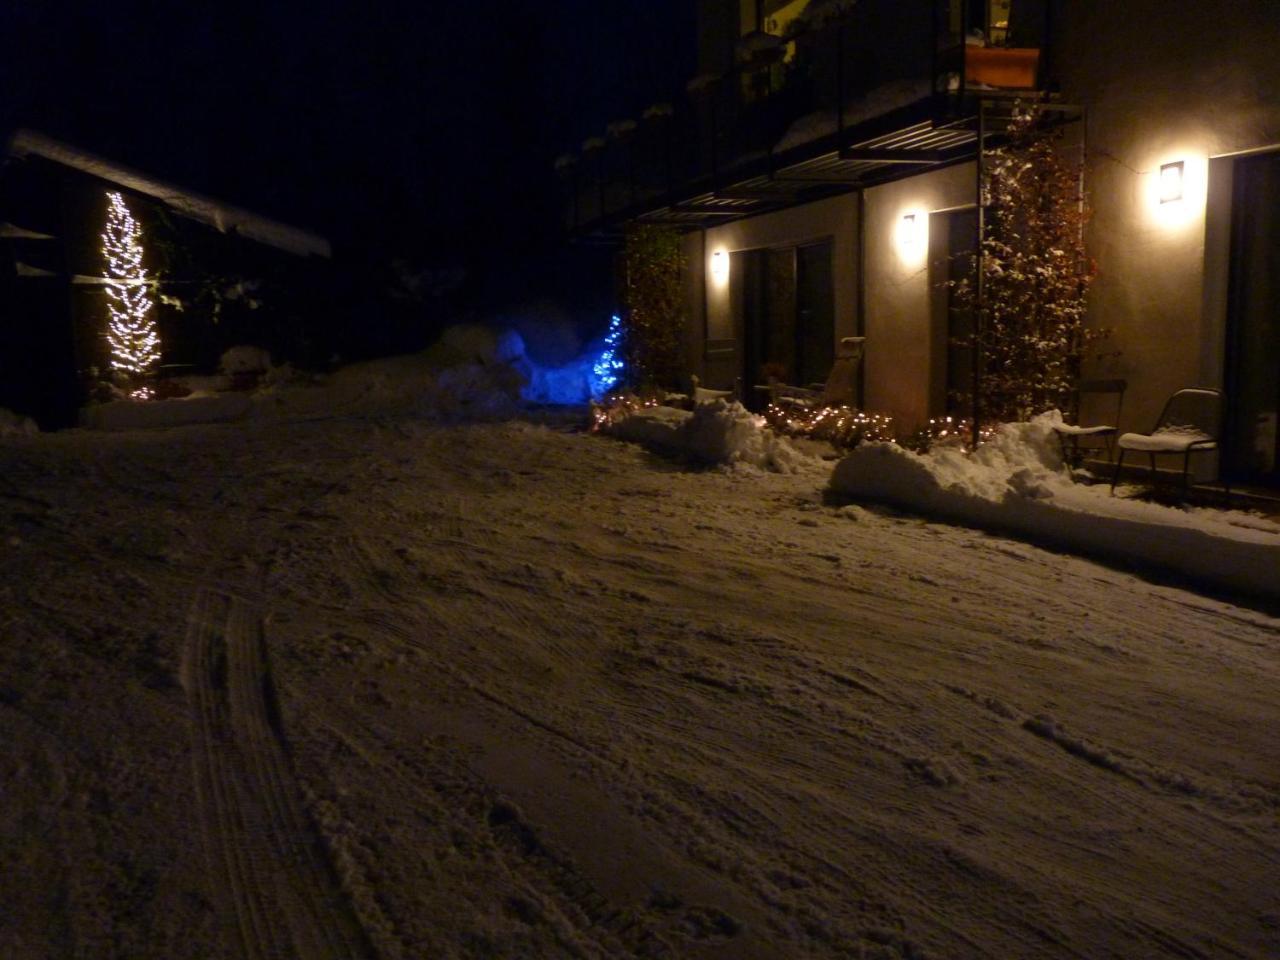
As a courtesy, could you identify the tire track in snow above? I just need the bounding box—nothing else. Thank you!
[181,589,372,960]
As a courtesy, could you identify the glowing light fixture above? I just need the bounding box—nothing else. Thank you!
[1159,161,1184,204]
[102,191,159,383]
[710,248,730,286]
[896,209,928,266]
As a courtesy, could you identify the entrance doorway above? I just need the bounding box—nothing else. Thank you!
[932,207,978,417]
[739,239,835,410]
[1225,151,1280,485]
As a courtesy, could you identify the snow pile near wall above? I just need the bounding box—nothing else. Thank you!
[830,414,1280,600]
[602,399,810,472]
[0,408,39,437]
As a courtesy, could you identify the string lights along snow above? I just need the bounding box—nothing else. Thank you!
[590,314,625,398]
[102,191,159,389]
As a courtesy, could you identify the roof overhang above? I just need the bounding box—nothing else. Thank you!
[6,129,331,258]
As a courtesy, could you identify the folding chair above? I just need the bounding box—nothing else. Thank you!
[1052,378,1126,467]
[1110,387,1223,494]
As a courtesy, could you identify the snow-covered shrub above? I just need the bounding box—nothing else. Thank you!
[439,324,526,367]
[0,408,38,437]
[220,345,272,376]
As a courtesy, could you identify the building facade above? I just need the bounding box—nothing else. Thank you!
[560,0,1280,487]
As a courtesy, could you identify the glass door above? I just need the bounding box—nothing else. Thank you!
[1225,151,1280,485]
[739,239,835,410]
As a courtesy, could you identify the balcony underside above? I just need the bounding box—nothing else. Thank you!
[572,92,1078,240]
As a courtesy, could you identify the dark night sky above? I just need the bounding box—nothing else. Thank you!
[1,1,695,292]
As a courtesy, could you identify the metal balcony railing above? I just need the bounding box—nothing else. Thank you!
[559,0,1051,235]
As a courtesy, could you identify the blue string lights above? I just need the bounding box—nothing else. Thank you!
[590,314,625,399]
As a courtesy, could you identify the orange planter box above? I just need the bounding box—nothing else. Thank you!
[965,46,1040,89]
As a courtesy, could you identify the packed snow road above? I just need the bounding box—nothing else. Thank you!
[2,410,1278,959]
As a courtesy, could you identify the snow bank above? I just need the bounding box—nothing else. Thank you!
[829,414,1280,600]
[81,395,252,431]
[422,322,602,407]
[220,345,272,375]
[602,399,810,472]
[269,351,524,421]
[0,407,38,437]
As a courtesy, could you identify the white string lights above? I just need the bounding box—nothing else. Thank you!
[102,191,159,388]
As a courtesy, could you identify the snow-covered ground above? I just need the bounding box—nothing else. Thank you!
[2,367,1279,959]
[828,413,1280,602]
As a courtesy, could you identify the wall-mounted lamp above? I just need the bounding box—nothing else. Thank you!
[710,248,730,287]
[1159,161,1184,204]
[896,210,928,266]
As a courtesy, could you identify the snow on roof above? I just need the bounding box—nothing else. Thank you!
[15,261,57,277]
[7,129,331,259]
[772,77,934,154]
[1,221,56,239]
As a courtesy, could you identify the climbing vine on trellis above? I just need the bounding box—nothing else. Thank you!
[956,106,1101,425]
[621,225,686,390]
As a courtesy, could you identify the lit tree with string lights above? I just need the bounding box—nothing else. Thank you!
[102,191,159,394]
[590,314,625,399]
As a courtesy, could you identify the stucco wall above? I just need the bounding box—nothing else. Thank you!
[863,162,975,432]
[1055,1,1280,434]
[697,193,859,393]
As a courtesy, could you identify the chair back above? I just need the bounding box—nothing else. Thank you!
[1155,387,1222,438]
[1073,378,1126,426]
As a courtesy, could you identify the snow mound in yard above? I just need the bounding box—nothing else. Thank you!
[0,407,38,437]
[82,395,252,431]
[252,349,525,421]
[830,413,1280,601]
[602,399,810,472]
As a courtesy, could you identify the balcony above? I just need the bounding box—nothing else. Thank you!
[559,0,1052,237]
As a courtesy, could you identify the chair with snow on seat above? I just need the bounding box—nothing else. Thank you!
[1109,387,1223,494]
[755,336,866,410]
[1052,378,1126,467]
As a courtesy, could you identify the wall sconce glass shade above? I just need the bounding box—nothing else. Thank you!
[710,249,730,285]
[901,213,917,241]
[1159,161,1184,204]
